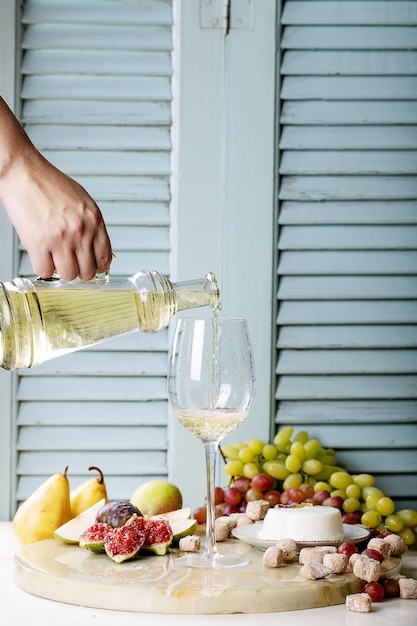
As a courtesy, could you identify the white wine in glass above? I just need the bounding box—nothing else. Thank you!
[168,316,255,568]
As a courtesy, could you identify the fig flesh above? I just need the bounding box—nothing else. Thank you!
[79,522,113,554]
[104,523,145,563]
[138,517,173,555]
[96,500,142,527]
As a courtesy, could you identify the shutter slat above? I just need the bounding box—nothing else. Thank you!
[17,426,167,450]
[22,24,172,50]
[19,351,167,376]
[278,325,417,349]
[279,175,417,201]
[18,401,167,425]
[22,0,172,25]
[276,375,417,400]
[281,77,417,100]
[277,400,417,423]
[22,75,172,100]
[277,301,417,324]
[25,125,171,150]
[277,349,417,374]
[43,150,170,176]
[279,251,417,274]
[281,101,417,124]
[18,450,166,474]
[278,225,417,249]
[282,26,417,49]
[17,376,168,401]
[280,151,417,175]
[22,50,172,76]
[282,1,417,25]
[72,176,170,201]
[279,201,417,224]
[278,276,417,300]
[22,99,171,125]
[282,51,417,75]
[280,126,417,150]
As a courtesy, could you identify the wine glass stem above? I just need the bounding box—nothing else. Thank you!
[204,441,219,558]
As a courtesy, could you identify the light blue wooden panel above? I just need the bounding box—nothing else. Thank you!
[277,301,417,324]
[282,26,417,49]
[17,450,167,474]
[281,77,417,100]
[10,0,175,514]
[18,351,167,376]
[277,349,417,374]
[22,99,172,124]
[22,0,172,25]
[17,376,168,401]
[22,75,172,100]
[278,251,417,274]
[44,150,171,176]
[276,375,417,399]
[278,276,417,299]
[22,24,172,50]
[98,201,170,226]
[278,325,417,349]
[17,426,167,450]
[282,1,417,25]
[72,175,170,201]
[282,51,417,75]
[22,49,172,75]
[25,125,171,150]
[281,101,417,124]
[279,175,417,200]
[280,126,417,150]
[18,401,168,425]
[279,201,417,224]
[276,400,417,423]
[280,151,417,175]
[278,225,417,249]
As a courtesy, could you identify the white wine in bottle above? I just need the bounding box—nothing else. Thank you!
[0,270,220,370]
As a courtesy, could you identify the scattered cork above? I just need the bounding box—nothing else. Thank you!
[346,593,372,613]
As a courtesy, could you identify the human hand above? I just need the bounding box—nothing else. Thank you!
[0,96,112,281]
[1,146,113,281]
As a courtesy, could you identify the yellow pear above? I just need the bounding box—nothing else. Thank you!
[13,466,72,546]
[70,466,108,517]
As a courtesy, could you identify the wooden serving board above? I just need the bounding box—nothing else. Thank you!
[14,538,401,614]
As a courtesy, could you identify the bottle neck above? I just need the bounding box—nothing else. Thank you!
[172,272,221,313]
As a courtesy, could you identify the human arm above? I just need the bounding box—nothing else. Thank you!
[0,96,112,281]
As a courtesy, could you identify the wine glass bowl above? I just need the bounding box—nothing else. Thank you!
[168,316,255,568]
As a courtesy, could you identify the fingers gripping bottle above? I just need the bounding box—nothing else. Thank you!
[0,270,220,370]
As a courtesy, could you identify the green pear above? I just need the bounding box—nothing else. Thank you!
[130,480,183,516]
[13,466,72,546]
[54,498,106,544]
[70,466,108,517]
[169,518,198,542]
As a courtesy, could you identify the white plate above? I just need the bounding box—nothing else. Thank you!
[231,523,370,551]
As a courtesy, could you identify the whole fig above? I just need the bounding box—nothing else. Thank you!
[96,500,142,527]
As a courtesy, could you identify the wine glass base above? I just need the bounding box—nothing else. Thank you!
[174,552,249,569]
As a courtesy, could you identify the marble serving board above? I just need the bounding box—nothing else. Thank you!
[14,537,401,615]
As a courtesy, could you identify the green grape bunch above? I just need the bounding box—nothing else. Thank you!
[219,426,417,546]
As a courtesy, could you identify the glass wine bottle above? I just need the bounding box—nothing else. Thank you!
[0,270,220,370]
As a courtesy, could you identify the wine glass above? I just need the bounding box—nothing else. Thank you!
[168,316,255,568]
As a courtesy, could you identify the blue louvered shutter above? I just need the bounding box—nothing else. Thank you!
[14,0,173,503]
[277,0,417,510]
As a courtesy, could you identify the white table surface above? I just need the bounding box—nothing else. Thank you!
[1,522,416,625]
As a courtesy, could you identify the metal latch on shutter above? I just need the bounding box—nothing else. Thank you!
[200,0,252,31]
